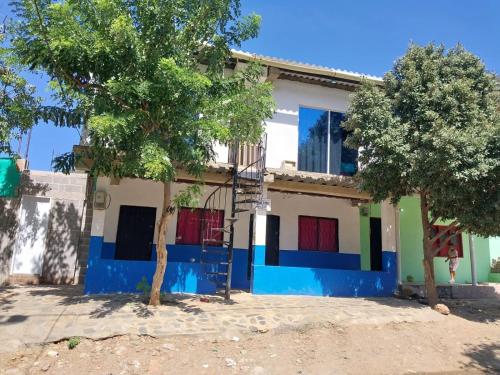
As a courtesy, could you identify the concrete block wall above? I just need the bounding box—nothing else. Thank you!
[0,170,91,285]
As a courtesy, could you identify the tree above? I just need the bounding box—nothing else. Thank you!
[344,44,499,309]
[0,31,41,155]
[11,0,274,305]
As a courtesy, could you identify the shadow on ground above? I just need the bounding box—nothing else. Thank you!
[0,284,239,321]
[462,342,500,373]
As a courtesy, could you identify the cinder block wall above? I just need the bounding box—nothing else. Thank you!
[0,171,92,285]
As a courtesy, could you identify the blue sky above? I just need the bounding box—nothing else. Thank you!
[1,0,499,171]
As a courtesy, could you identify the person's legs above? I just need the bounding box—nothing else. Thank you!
[449,268,455,283]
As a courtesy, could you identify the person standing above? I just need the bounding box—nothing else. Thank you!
[445,245,459,284]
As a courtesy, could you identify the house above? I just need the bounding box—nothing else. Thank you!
[73,51,498,297]
[81,51,400,298]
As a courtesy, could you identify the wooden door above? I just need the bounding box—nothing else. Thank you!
[115,205,156,261]
[265,215,280,266]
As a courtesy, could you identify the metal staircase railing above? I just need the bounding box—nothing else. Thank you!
[200,135,267,300]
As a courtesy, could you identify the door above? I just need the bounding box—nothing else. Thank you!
[265,215,280,266]
[115,205,156,260]
[12,196,51,275]
[370,218,382,271]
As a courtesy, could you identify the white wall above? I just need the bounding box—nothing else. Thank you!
[94,177,360,254]
[268,191,360,253]
[213,78,353,168]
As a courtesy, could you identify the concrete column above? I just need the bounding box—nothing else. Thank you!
[380,200,398,283]
[468,234,478,286]
[88,177,109,260]
[381,200,397,252]
[252,208,268,266]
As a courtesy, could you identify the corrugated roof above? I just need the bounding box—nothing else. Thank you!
[232,49,383,84]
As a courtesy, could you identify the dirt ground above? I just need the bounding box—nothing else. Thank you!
[1,300,499,375]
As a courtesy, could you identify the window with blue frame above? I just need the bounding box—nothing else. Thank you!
[298,107,357,176]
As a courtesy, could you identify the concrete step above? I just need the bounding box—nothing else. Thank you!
[403,283,500,299]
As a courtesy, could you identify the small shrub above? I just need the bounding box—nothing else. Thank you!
[68,337,80,350]
[136,276,151,298]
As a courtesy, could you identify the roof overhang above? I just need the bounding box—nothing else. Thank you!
[231,50,383,88]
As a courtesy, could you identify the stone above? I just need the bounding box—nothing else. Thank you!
[114,345,127,355]
[434,304,450,315]
[129,359,141,369]
[40,361,51,372]
[46,350,59,358]
[231,336,240,342]
[162,343,175,351]
[225,358,237,367]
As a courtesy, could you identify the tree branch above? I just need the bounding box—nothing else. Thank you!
[429,220,459,245]
[29,0,135,113]
[429,216,440,226]
[433,228,463,256]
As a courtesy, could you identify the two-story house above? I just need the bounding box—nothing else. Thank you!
[81,51,500,296]
[82,50,402,298]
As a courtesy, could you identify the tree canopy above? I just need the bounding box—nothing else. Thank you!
[345,44,500,238]
[11,0,274,185]
[10,0,275,305]
[0,32,41,155]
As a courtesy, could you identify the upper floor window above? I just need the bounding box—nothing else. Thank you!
[298,107,357,176]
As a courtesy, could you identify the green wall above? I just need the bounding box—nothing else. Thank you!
[489,237,500,263]
[0,158,20,197]
[399,196,493,284]
[359,203,381,271]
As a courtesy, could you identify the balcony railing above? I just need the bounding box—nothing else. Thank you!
[228,143,260,167]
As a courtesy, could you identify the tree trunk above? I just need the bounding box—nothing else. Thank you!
[149,181,173,306]
[420,192,439,308]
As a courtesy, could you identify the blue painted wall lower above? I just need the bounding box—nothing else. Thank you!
[251,251,397,297]
[279,250,360,270]
[85,236,395,297]
[85,237,250,294]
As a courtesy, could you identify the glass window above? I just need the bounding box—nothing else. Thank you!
[298,107,357,176]
[298,107,328,173]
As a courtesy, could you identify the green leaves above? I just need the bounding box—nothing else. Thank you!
[345,44,500,237]
[10,0,274,207]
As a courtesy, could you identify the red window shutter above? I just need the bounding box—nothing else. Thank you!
[431,225,463,257]
[318,218,338,252]
[299,216,318,250]
[176,208,201,245]
[202,209,224,246]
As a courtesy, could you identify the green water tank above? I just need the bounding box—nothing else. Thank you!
[0,158,21,197]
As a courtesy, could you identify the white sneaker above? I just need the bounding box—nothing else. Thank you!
[449,279,455,284]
